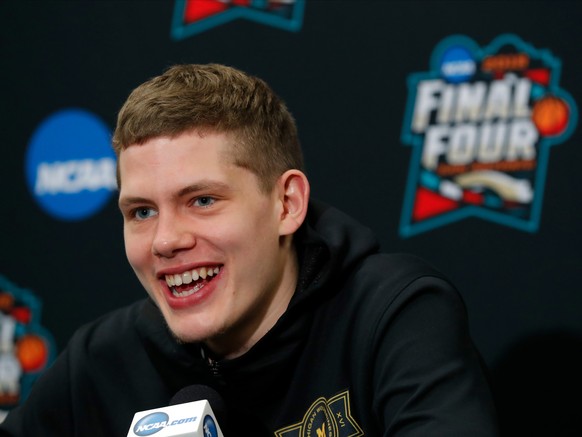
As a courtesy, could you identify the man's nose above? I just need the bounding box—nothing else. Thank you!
[152,213,196,258]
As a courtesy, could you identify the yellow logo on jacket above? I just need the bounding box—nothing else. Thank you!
[275,390,364,437]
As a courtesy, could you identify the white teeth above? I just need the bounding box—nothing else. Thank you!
[164,266,221,291]
[172,281,205,297]
[173,288,196,298]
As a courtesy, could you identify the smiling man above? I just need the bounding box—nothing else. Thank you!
[0,64,499,436]
[118,130,306,359]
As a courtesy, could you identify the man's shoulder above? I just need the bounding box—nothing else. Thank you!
[338,252,460,319]
[68,299,151,354]
[355,252,448,286]
[324,253,467,350]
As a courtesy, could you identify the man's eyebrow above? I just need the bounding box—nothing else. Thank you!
[176,180,232,197]
[118,196,150,209]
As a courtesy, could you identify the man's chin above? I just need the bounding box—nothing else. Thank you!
[164,316,218,345]
[167,324,204,344]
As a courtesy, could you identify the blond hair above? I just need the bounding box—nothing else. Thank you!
[112,64,303,191]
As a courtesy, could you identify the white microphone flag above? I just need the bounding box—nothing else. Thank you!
[127,399,224,437]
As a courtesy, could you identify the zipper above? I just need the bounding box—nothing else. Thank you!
[208,356,220,377]
[200,345,222,378]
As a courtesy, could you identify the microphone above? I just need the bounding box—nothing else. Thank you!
[127,385,226,437]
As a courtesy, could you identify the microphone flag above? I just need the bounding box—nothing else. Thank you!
[127,399,224,437]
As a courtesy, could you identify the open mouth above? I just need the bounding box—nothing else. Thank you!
[164,265,222,297]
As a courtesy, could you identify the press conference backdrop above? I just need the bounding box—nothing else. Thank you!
[1,1,581,435]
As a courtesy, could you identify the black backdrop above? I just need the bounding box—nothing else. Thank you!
[2,1,581,435]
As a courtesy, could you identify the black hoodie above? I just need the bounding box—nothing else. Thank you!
[0,200,498,436]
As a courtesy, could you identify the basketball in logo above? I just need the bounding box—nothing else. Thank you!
[16,335,49,372]
[532,96,569,136]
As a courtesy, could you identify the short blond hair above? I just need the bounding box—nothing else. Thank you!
[112,64,304,191]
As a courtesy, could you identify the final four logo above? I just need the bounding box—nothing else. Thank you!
[399,34,577,237]
[0,275,56,420]
[171,0,305,40]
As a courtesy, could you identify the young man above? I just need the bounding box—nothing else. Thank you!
[0,64,498,436]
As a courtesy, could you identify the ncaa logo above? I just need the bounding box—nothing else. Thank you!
[203,415,218,437]
[24,108,117,221]
[133,412,169,436]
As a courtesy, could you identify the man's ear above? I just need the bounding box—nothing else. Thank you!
[277,169,310,236]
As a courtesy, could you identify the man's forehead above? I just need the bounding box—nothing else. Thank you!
[118,130,237,159]
[115,130,256,197]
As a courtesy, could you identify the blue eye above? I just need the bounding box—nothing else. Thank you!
[134,207,157,220]
[194,196,215,208]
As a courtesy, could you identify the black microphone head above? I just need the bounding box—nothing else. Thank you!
[170,384,227,425]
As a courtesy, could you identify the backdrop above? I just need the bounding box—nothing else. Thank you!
[1,1,581,435]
